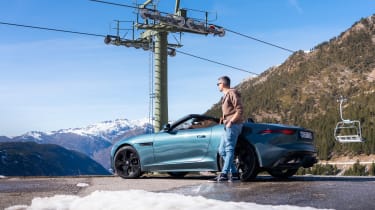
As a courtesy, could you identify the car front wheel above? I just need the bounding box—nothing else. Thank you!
[114,146,142,179]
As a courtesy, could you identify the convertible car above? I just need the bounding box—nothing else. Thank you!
[111,114,317,181]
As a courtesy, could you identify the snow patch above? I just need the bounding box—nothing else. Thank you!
[18,117,152,142]
[55,118,151,138]
[76,183,89,187]
[5,190,331,210]
[23,131,43,141]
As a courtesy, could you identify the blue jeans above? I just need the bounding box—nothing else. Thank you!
[219,123,243,174]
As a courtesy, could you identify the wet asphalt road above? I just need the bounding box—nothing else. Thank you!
[169,175,375,210]
[1,175,375,210]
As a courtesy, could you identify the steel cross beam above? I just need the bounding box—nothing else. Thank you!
[103,0,223,132]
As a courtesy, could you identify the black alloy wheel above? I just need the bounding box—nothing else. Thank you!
[218,141,259,181]
[235,143,259,181]
[114,146,142,179]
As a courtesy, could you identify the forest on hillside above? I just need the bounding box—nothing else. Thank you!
[206,16,375,160]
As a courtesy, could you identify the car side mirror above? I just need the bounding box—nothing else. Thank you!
[162,123,171,131]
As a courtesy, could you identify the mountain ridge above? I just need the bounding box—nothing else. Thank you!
[0,118,153,170]
[207,14,375,159]
[2,15,374,173]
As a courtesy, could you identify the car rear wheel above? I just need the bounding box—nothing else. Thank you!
[219,142,259,181]
[236,143,259,181]
[267,168,298,178]
[167,172,189,178]
[114,146,142,179]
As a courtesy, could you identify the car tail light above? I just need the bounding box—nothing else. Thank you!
[259,129,296,135]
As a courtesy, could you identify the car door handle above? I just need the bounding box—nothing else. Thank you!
[197,135,206,138]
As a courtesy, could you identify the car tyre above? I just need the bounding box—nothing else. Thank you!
[267,168,298,178]
[219,142,259,181]
[114,146,142,179]
[236,143,259,181]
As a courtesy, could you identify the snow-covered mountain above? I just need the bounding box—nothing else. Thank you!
[0,118,153,170]
[25,118,153,142]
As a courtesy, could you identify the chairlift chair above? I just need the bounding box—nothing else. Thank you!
[334,96,364,143]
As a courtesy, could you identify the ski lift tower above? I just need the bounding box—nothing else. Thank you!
[103,0,225,131]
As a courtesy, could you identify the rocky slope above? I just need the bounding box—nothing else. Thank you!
[207,15,375,159]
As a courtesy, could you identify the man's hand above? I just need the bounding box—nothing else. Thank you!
[226,120,232,128]
[223,119,232,128]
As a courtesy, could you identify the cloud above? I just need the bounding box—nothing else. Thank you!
[288,0,303,14]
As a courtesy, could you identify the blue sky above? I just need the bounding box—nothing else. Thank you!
[0,0,374,136]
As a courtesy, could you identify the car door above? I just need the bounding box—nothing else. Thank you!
[152,125,212,170]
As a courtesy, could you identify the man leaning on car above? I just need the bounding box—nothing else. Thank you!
[212,76,244,182]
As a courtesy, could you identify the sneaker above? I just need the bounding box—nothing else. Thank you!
[230,173,240,181]
[210,173,228,182]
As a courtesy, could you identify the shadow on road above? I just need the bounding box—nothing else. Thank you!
[256,175,375,182]
[138,173,375,182]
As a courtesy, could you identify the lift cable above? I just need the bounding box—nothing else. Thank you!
[89,0,296,53]
[174,49,259,76]
[2,21,373,80]
[89,0,136,9]
[0,21,105,38]
[0,20,256,75]
[225,28,296,53]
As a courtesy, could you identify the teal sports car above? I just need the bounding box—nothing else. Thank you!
[111,114,317,181]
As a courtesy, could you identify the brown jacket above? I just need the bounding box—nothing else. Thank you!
[221,89,244,124]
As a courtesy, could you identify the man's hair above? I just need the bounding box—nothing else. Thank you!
[219,76,231,87]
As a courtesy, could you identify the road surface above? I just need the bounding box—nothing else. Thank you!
[1,174,375,209]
